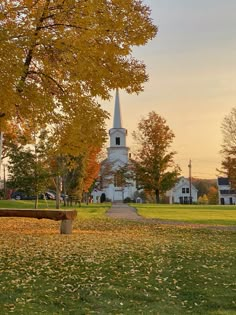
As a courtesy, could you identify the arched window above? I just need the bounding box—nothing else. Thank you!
[114,171,124,187]
[116,137,120,145]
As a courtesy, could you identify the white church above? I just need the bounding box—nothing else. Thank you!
[92,90,137,202]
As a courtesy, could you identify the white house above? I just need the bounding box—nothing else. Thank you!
[92,90,137,202]
[217,177,236,205]
[167,177,198,204]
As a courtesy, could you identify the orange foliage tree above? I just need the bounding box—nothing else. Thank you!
[132,111,181,203]
[83,148,101,194]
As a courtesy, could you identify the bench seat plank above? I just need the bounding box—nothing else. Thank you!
[0,209,77,221]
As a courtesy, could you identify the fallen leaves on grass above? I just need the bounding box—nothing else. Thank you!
[0,218,235,314]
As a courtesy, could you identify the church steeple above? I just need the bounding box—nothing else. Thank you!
[113,89,122,128]
[108,89,129,164]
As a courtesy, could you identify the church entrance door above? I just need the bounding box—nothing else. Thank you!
[114,190,123,202]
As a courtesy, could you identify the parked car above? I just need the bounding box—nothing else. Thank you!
[46,190,67,201]
[11,191,36,200]
[45,191,56,200]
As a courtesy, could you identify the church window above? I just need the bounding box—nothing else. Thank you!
[114,171,124,187]
[116,137,120,145]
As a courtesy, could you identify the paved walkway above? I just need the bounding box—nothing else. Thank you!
[106,203,236,231]
[106,203,143,220]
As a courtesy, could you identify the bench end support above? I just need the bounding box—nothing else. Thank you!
[60,220,73,234]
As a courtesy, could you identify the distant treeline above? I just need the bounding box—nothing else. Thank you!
[192,178,217,197]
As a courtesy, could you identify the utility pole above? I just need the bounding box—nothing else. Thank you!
[188,159,192,204]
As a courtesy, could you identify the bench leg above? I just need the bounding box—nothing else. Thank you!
[60,220,73,234]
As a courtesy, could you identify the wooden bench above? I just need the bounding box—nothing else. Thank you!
[0,209,77,234]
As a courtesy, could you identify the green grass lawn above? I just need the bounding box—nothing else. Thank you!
[0,200,111,219]
[0,199,67,209]
[132,204,236,226]
[0,202,236,314]
[1,200,236,225]
[0,216,235,315]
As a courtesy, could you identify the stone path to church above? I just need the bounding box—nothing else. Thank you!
[106,203,236,231]
[106,203,143,220]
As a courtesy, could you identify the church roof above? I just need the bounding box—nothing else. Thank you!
[113,89,123,128]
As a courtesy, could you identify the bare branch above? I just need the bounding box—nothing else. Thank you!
[38,23,89,31]
[28,70,64,93]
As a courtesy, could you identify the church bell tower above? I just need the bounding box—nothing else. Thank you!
[91,89,136,202]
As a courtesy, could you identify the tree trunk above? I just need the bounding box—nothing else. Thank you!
[0,132,3,178]
[56,176,61,209]
[155,189,160,204]
[17,0,50,93]
[63,175,67,207]
[86,192,89,205]
[34,195,39,209]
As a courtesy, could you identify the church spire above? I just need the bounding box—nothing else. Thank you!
[113,89,122,128]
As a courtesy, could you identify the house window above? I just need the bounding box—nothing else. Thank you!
[182,188,185,193]
[116,137,120,145]
[186,188,189,193]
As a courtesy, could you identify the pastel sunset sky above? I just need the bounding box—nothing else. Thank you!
[102,0,236,179]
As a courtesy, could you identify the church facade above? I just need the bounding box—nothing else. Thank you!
[92,90,137,202]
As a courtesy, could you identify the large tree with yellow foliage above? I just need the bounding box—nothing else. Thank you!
[1,1,157,205]
[0,0,157,126]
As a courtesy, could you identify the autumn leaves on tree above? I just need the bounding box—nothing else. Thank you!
[132,112,181,203]
[0,0,157,202]
[0,0,157,122]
